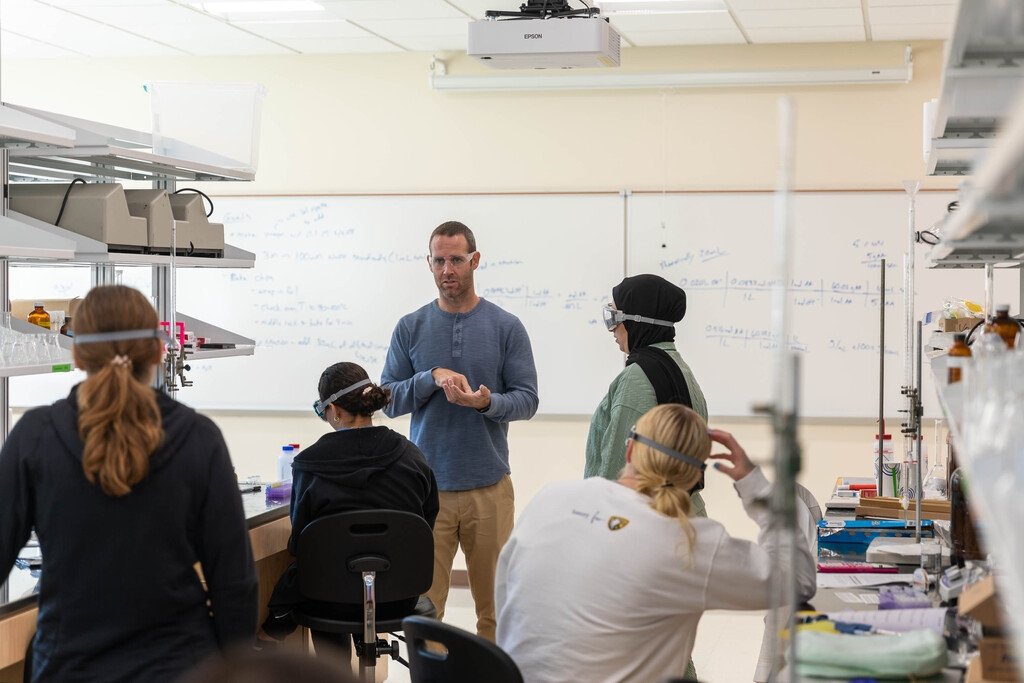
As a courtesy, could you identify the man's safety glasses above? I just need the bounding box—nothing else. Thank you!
[602,303,676,331]
[427,252,477,271]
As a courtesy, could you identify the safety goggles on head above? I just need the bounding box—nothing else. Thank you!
[73,328,172,346]
[626,428,707,493]
[602,303,676,332]
[427,252,477,271]
[313,379,372,420]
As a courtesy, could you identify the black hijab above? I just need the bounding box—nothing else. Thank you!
[612,274,692,408]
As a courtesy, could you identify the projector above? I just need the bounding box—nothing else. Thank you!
[468,16,621,69]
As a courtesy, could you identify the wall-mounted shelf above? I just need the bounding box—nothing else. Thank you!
[928,92,1024,268]
[8,210,255,269]
[0,362,74,379]
[0,215,77,261]
[926,136,994,176]
[923,0,1024,177]
[3,103,253,183]
[9,145,253,184]
[178,312,255,361]
[0,105,76,150]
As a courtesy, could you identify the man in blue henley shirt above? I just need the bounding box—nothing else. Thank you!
[381,221,539,641]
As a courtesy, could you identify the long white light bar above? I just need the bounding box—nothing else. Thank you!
[430,64,913,92]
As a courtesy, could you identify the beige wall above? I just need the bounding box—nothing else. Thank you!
[3,41,955,194]
[2,40,956,543]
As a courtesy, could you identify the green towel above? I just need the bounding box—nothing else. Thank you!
[795,629,947,679]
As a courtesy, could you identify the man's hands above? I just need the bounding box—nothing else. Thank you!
[707,429,756,482]
[432,368,492,411]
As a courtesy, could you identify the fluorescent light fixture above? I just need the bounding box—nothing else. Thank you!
[594,0,728,14]
[194,1,324,15]
[430,65,913,91]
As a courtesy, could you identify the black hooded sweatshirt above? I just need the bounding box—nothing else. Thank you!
[263,426,439,622]
[287,426,439,556]
[0,385,258,683]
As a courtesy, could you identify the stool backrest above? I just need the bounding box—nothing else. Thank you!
[297,510,433,604]
[402,616,524,683]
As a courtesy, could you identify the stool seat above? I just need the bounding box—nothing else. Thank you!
[294,595,436,634]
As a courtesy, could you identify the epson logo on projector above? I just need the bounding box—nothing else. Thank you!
[524,33,543,39]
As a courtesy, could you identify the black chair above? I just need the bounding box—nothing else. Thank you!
[290,510,436,682]
[402,616,523,683]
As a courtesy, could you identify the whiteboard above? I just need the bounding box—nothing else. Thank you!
[8,191,1018,420]
[628,192,1017,418]
[157,194,626,414]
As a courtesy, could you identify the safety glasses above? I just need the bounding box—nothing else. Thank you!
[602,303,676,331]
[427,252,477,271]
[626,427,707,494]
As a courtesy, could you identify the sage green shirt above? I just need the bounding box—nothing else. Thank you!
[584,342,709,514]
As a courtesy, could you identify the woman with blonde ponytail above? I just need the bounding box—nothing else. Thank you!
[0,285,257,683]
[496,403,817,683]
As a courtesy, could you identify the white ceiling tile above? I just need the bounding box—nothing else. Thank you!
[442,0,518,19]
[624,28,746,45]
[234,19,369,39]
[869,0,956,5]
[871,22,952,40]
[276,35,401,52]
[356,17,470,37]
[1,29,80,58]
[727,0,859,8]
[1,2,183,55]
[41,0,167,5]
[398,35,470,51]
[609,11,737,32]
[162,34,294,54]
[139,20,293,52]
[735,7,864,27]
[61,3,214,26]
[320,0,467,21]
[746,25,865,42]
[868,4,956,24]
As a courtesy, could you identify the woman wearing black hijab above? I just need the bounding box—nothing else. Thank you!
[585,274,708,492]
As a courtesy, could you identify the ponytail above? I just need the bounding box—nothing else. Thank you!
[630,404,711,562]
[74,286,164,497]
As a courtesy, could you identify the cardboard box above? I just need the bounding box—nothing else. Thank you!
[979,638,1022,682]
[943,316,985,333]
[967,655,1022,683]
[960,576,1004,629]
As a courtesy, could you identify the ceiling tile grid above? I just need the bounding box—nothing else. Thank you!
[0,0,958,58]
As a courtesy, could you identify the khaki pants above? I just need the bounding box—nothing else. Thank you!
[427,475,515,642]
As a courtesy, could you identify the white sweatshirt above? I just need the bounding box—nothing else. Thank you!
[495,468,816,683]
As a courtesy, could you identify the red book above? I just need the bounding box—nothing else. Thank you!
[848,484,878,492]
[817,561,899,573]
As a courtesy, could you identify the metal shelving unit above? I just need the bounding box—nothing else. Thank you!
[927,94,1024,270]
[0,102,258,391]
[923,0,1024,178]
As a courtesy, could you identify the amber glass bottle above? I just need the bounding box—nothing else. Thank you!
[986,305,1018,349]
[947,333,971,384]
[27,303,51,330]
[950,467,985,565]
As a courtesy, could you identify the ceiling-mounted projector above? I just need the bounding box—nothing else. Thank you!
[468,0,621,69]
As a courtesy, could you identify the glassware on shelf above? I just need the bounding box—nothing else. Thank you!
[43,331,63,363]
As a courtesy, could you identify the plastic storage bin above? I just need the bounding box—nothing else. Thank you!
[145,81,266,172]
